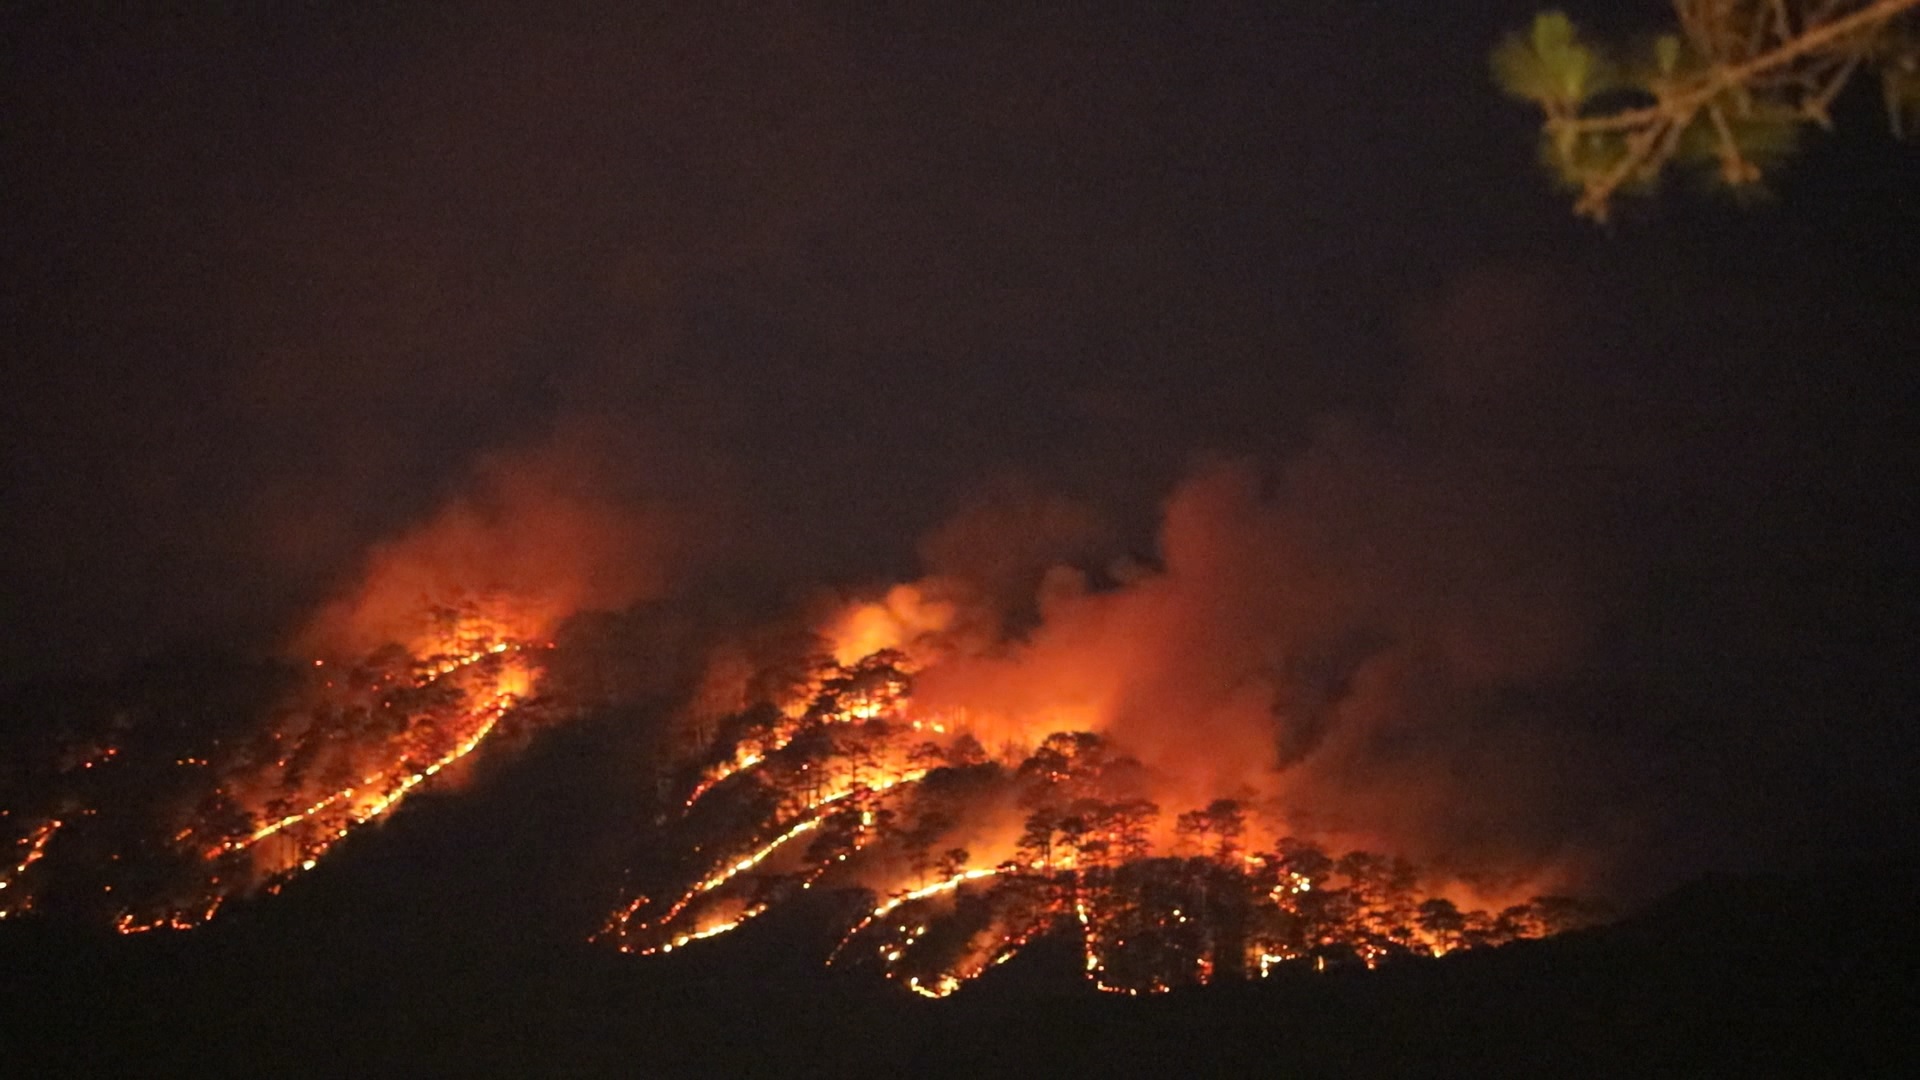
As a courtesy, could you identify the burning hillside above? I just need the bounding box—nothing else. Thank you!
[596,452,1621,993]
[0,601,547,931]
[599,647,1597,996]
[2,429,685,932]
[9,443,1611,987]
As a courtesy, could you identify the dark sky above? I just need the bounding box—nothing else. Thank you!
[3,4,1916,884]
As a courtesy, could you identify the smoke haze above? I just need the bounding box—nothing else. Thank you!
[4,4,1913,906]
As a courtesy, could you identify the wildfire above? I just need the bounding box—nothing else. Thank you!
[682,658,912,812]
[127,625,537,931]
[211,644,523,859]
[831,866,1004,962]
[0,818,64,920]
[0,604,545,933]
[602,764,933,954]
[602,648,1595,995]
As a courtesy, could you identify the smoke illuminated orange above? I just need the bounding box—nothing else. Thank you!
[601,642,1594,995]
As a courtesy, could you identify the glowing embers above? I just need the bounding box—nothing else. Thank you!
[680,652,915,812]
[216,640,525,861]
[599,766,931,955]
[118,630,542,930]
[114,895,224,935]
[0,609,543,935]
[211,691,517,871]
[604,650,1592,996]
[0,818,63,919]
[596,658,929,957]
[5,818,61,882]
[829,866,1006,990]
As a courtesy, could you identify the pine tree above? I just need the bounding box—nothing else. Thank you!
[1494,1,1920,220]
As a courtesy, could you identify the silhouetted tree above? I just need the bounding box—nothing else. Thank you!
[1176,799,1247,862]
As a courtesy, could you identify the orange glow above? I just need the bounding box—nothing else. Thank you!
[604,643,1589,995]
[42,604,552,935]
[210,629,532,872]
[826,584,956,666]
[600,761,934,954]
[0,819,63,920]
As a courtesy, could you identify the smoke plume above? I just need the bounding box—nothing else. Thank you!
[295,422,705,658]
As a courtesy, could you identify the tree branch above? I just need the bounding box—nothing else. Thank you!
[1545,0,1920,217]
[1554,0,1920,137]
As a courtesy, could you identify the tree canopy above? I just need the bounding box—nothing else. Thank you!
[1494,1,1920,220]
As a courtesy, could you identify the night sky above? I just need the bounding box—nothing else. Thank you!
[4,2,1916,897]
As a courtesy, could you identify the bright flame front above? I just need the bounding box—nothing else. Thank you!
[599,649,1593,995]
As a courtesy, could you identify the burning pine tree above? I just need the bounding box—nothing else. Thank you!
[598,650,1595,996]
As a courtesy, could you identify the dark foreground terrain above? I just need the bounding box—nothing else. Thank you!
[4,868,1912,1078]
[3,715,1914,1078]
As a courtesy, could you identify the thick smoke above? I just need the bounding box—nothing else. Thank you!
[810,271,1646,899]
[295,422,706,658]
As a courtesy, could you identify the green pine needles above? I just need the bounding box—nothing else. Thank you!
[1494,1,1920,221]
